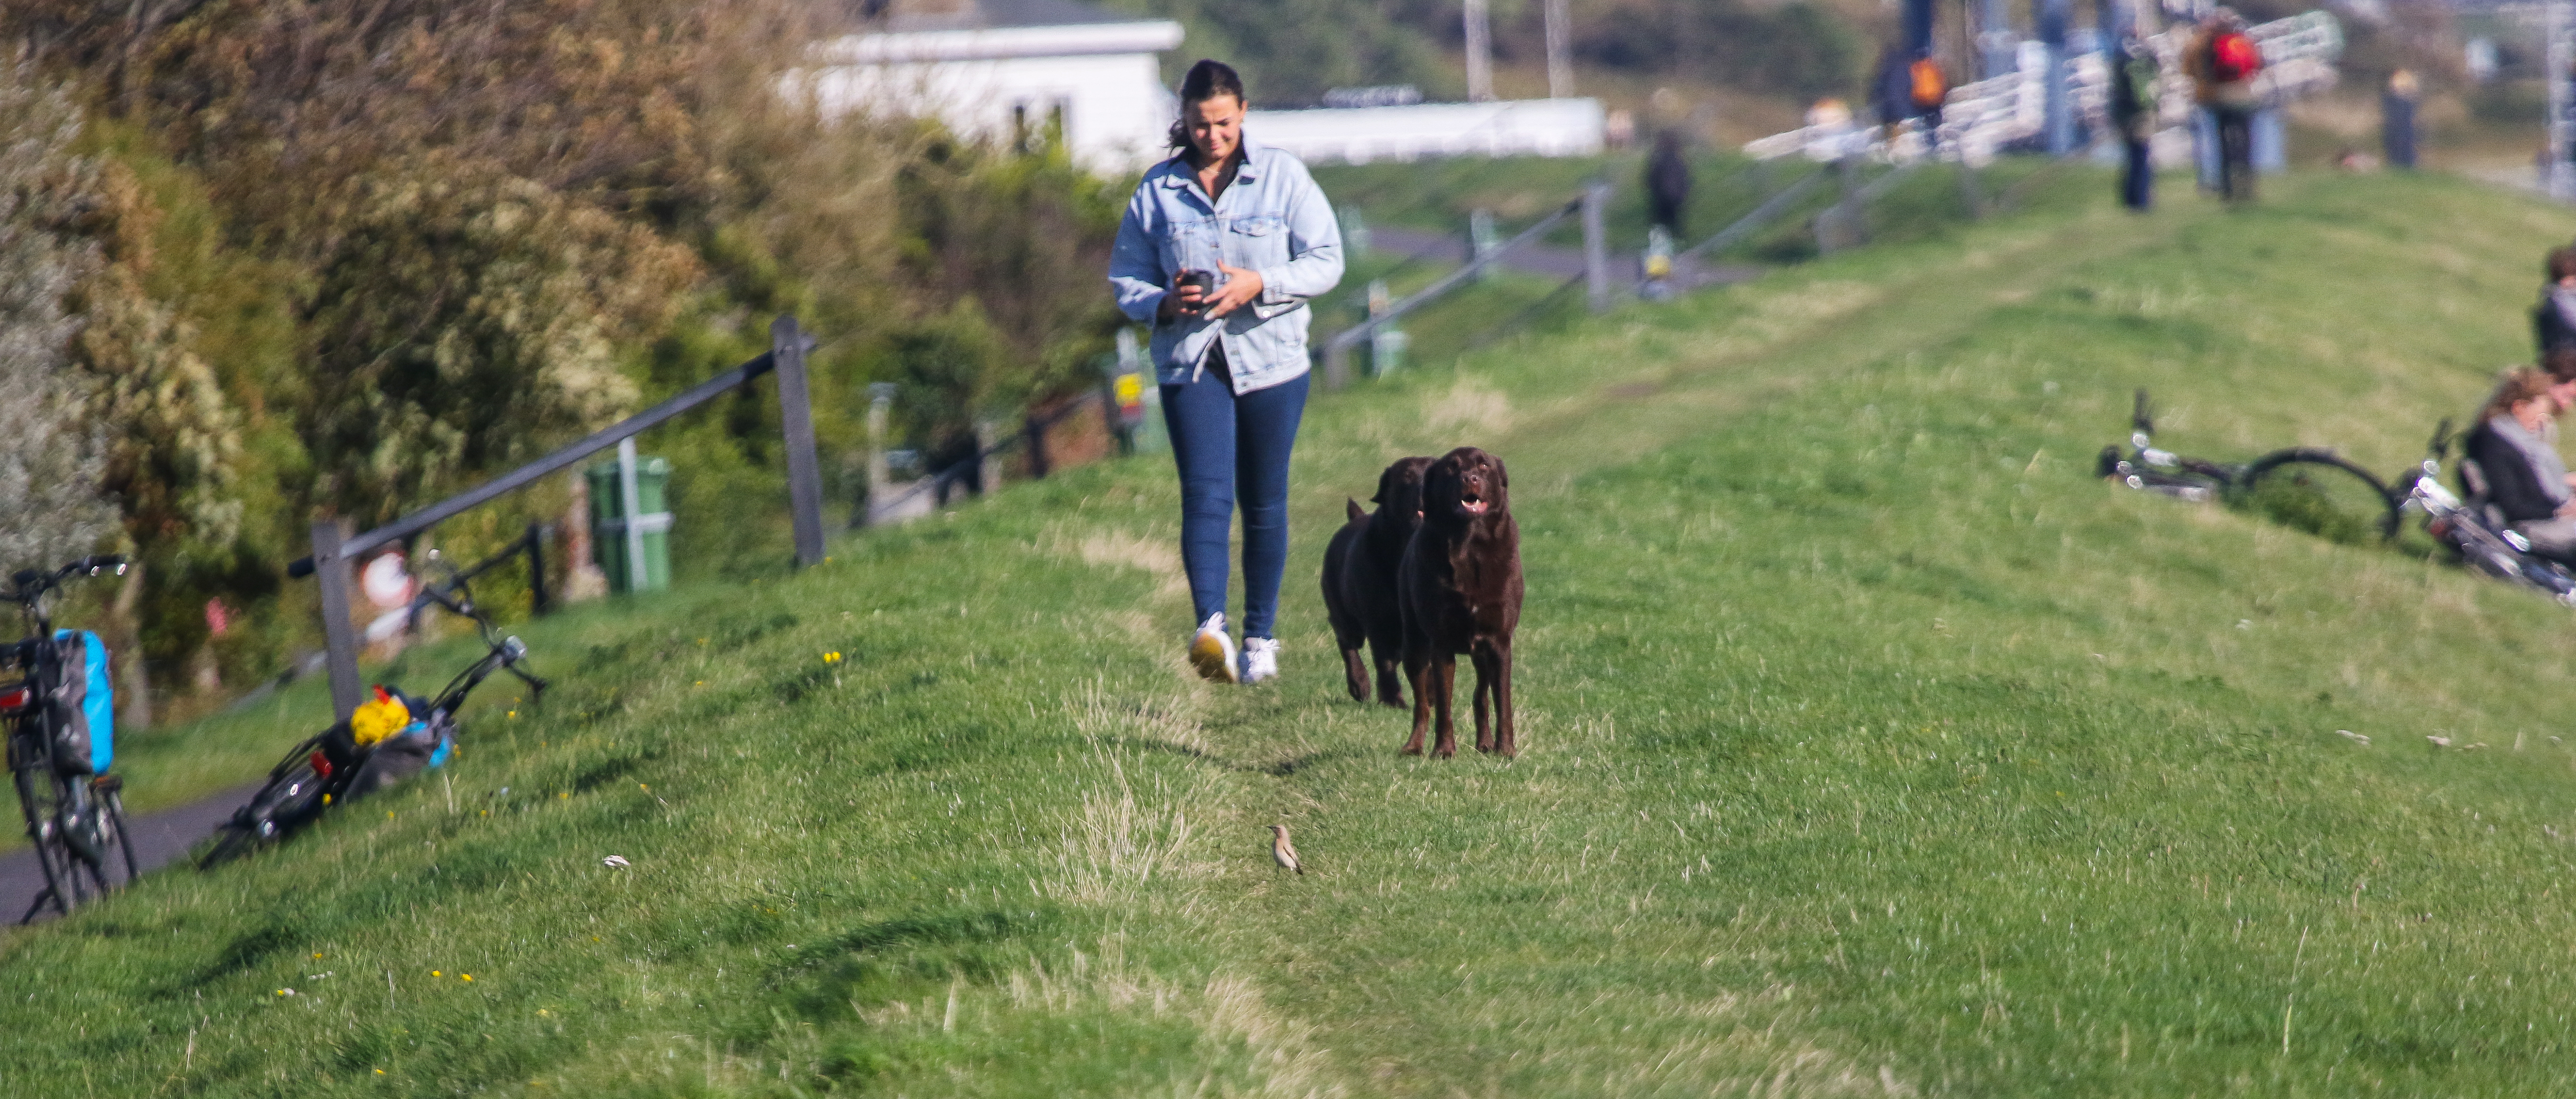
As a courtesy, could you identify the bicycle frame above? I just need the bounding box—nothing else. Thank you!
[2,556,131,920]
[203,552,543,865]
[2394,421,2576,603]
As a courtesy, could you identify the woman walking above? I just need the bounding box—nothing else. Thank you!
[1109,60,1344,684]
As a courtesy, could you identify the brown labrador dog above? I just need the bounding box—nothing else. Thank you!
[1399,446,1523,758]
[1322,456,1433,707]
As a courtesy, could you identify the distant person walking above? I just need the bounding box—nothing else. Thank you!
[2185,9,2263,202]
[2382,69,2420,170]
[1108,59,1344,685]
[1645,131,1691,238]
[1873,44,1915,142]
[2109,31,2162,210]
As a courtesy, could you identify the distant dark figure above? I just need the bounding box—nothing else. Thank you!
[1873,44,1915,140]
[2536,248,2576,359]
[2109,32,2162,210]
[2382,69,2419,170]
[1644,131,1691,238]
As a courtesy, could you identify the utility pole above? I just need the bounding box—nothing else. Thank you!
[1978,0,2016,81]
[1465,0,1496,102]
[2552,0,2576,199]
[1544,0,1572,98]
[2040,0,2074,155]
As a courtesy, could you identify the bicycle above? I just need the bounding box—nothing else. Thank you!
[2097,389,2403,543]
[200,552,546,867]
[2386,420,2576,602]
[4,555,140,922]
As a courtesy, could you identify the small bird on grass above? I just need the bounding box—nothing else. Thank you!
[1267,824,1303,875]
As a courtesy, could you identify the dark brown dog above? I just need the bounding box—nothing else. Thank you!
[1399,446,1522,758]
[1322,456,1433,707]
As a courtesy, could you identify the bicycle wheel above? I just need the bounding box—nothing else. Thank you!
[51,774,100,906]
[196,823,258,870]
[2238,449,2400,544]
[101,784,140,886]
[12,765,72,921]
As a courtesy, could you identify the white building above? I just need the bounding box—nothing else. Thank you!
[1246,98,1605,166]
[804,0,1185,173]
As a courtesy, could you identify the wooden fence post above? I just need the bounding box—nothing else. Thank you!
[862,383,894,527]
[525,522,550,615]
[1581,180,1611,313]
[974,420,1000,496]
[311,517,363,723]
[1025,412,1051,478]
[773,315,826,568]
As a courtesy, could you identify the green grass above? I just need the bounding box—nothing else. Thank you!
[14,167,2576,1095]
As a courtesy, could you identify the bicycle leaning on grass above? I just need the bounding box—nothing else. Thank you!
[199,552,546,867]
[2096,389,2404,543]
[2386,420,2576,602]
[4,555,140,922]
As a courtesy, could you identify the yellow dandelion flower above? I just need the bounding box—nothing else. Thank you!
[461,974,473,982]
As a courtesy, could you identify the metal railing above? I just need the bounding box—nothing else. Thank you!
[1321,181,1609,389]
[1742,12,2343,167]
[290,315,828,722]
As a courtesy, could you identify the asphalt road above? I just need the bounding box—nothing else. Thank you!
[3,780,265,924]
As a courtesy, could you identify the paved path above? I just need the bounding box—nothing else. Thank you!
[1368,226,1765,294]
[4,780,265,924]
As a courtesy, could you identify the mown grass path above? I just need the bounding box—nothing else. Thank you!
[13,170,2576,1097]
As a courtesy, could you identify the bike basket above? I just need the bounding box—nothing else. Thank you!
[49,629,112,775]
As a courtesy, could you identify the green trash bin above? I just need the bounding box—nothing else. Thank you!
[586,454,672,593]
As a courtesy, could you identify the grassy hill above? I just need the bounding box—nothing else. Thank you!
[12,167,2576,1095]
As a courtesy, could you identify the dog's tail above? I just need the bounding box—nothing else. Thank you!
[1346,497,1367,523]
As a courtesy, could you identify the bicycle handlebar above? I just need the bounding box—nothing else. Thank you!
[5,555,128,604]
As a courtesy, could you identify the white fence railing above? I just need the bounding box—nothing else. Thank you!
[1742,11,2343,166]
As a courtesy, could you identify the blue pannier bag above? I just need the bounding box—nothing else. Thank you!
[48,630,113,775]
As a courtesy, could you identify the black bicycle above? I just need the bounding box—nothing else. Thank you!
[2386,420,2576,600]
[200,553,545,867]
[4,555,140,922]
[2098,389,2404,544]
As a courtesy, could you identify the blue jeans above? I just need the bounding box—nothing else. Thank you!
[1161,358,1308,640]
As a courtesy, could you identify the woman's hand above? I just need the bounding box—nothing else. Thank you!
[1158,274,1211,322]
[1202,262,1264,318]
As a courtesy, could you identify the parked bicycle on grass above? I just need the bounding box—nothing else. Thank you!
[2100,392,2576,601]
[5,555,139,922]
[2390,419,2576,602]
[200,552,545,867]
[2097,389,2403,543]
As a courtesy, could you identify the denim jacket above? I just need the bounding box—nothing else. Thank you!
[1108,140,1344,394]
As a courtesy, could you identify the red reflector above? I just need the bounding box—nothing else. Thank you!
[309,750,334,779]
[0,687,28,711]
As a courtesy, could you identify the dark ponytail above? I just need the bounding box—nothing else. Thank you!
[1166,59,1247,155]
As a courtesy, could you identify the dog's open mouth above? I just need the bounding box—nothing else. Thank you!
[1459,490,1488,515]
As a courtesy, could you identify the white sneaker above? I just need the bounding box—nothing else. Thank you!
[1188,614,1239,683]
[1241,637,1280,684]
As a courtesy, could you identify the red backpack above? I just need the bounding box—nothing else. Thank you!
[2210,32,2261,82]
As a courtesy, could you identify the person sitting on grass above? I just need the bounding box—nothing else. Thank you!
[2463,366,2576,562]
